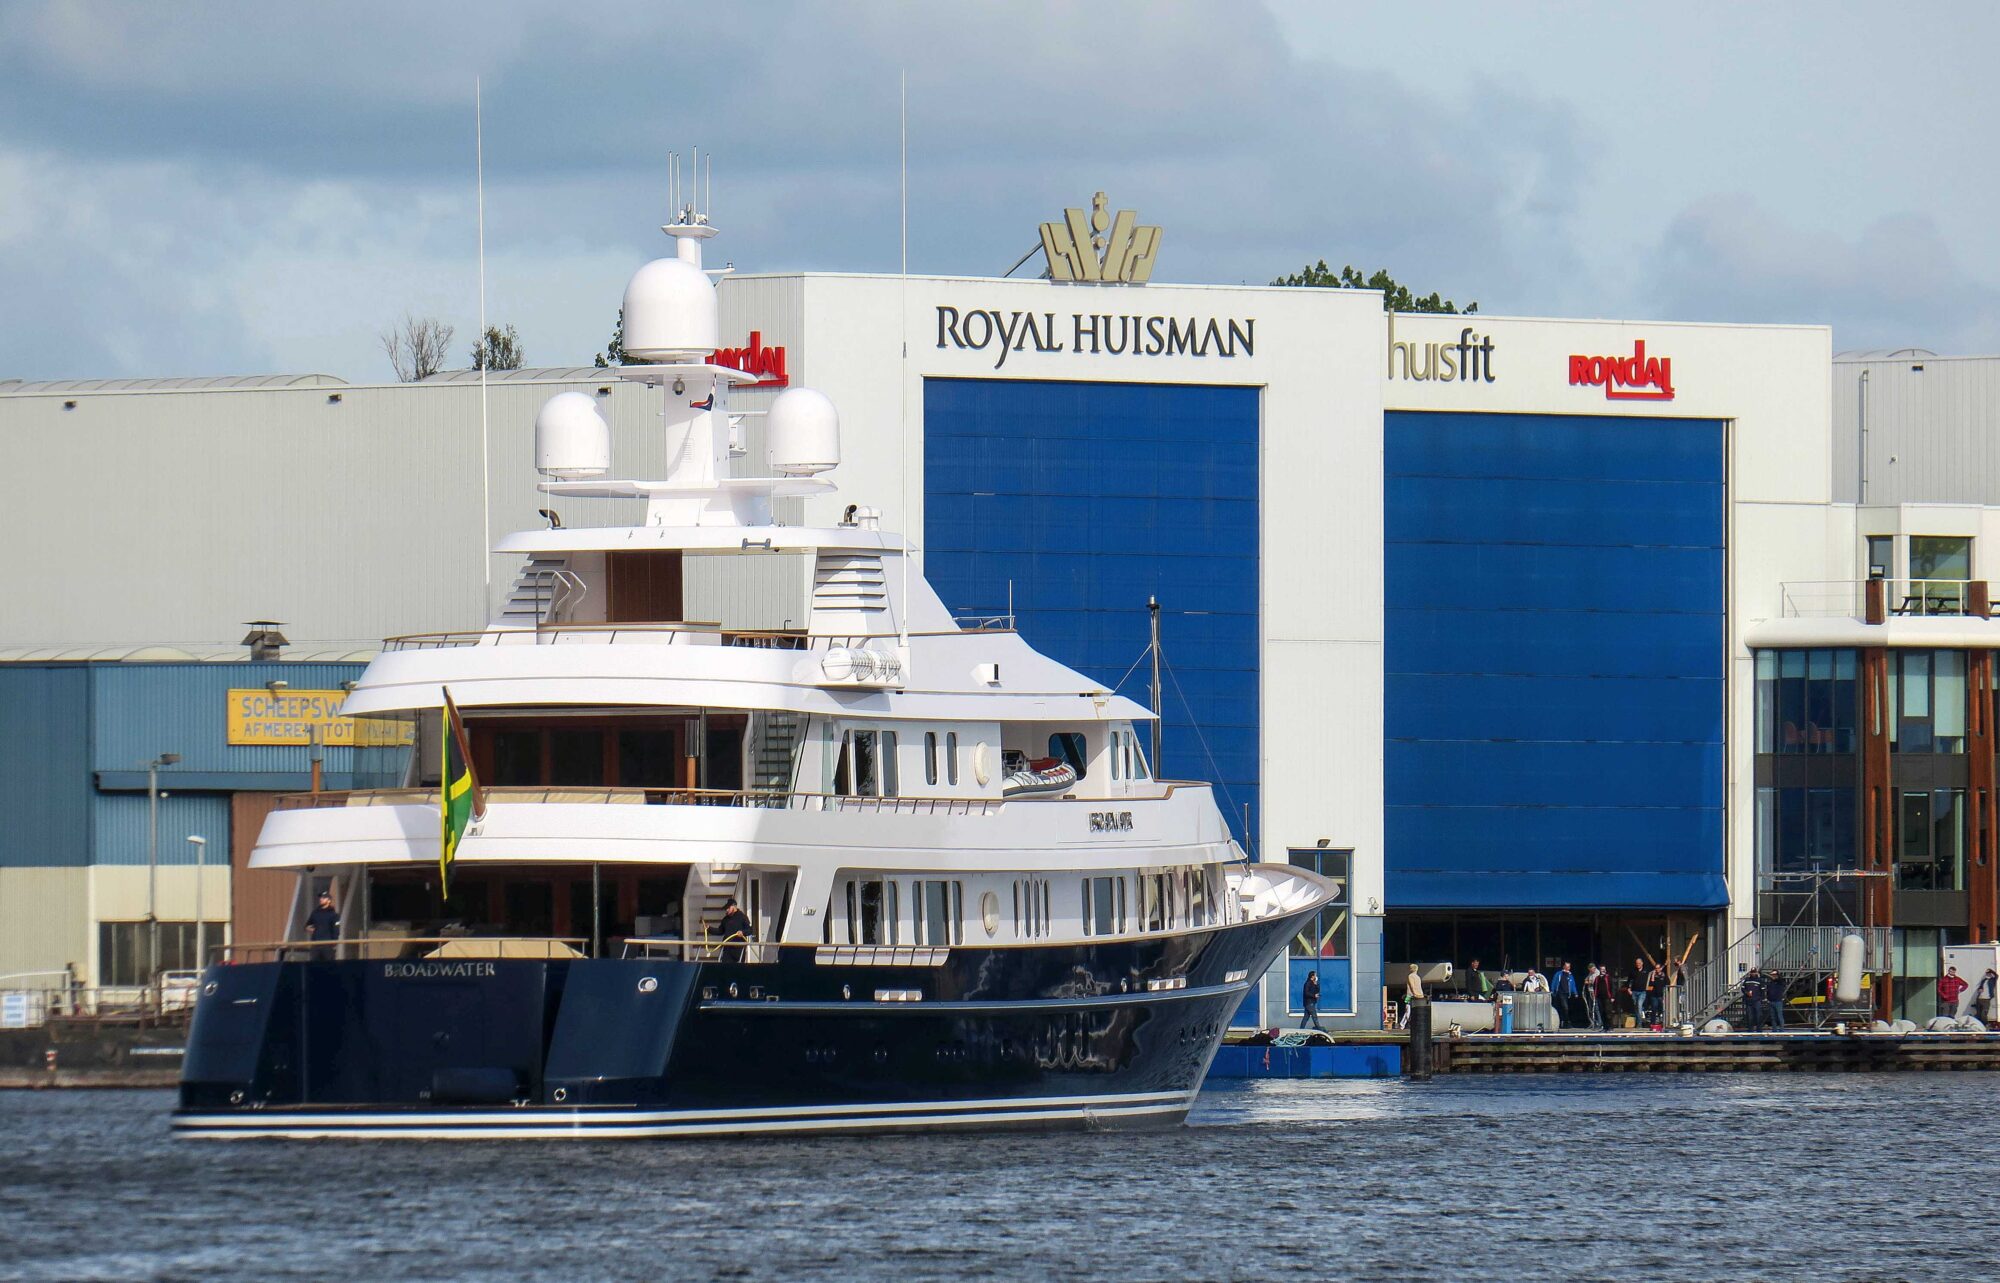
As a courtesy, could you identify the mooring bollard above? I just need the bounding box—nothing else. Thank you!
[1408,998,1433,1081]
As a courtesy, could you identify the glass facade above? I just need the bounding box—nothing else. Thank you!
[1888,650,1967,753]
[1756,649,1857,754]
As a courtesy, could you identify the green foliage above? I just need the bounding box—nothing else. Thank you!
[470,323,523,371]
[594,310,626,368]
[1271,261,1477,315]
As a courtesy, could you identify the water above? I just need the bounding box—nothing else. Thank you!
[2,1078,1990,1282]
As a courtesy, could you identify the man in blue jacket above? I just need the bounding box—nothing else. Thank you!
[1740,966,1767,1030]
[1550,962,1580,1027]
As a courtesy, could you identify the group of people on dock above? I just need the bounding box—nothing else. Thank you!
[1460,957,1692,1031]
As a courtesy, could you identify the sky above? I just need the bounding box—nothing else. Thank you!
[2,1,1995,383]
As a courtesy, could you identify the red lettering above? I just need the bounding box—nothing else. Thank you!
[709,329,789,387]
[1568,340,1676,401]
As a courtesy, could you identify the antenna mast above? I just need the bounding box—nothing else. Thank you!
[475,77,492,606]
[898,70,911,653]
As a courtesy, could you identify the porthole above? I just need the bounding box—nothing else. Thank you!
[637,976,658,994]
[980,891,1000,937]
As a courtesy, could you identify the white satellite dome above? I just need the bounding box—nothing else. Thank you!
[535,391,611,479]
[767,386,841,477]
[620,256,718,359]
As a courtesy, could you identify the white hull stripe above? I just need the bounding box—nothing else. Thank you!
[173,1088,1192,1131]
[700,979,1248,1015]
[173,1096,1191,1140]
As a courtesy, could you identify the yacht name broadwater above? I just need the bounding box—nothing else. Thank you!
[936,306,1254,369]
[382,961,498,979]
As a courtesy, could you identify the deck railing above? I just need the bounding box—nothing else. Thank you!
[383,619,1017,651]
[1779,578,1985,619]
[273,786,1005,814]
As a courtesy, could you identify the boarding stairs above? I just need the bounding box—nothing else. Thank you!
[1682,925,1888,1028]
[496,556,583,627]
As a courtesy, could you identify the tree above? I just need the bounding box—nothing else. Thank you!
[593,309,626,368]
[379,313,456,382]
[1271,260,1477,314]
[470,323,523,371]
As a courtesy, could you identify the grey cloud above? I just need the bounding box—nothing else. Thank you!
[1647,195,2000,352]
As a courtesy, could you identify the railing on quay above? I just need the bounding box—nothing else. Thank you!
[273,785,1005,816]
[0,970,204,1028]
[1680,924,1895,1026]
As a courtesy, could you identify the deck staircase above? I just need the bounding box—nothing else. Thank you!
[496,555,573,627]
[692,863,744,941]
[749,711,805,793]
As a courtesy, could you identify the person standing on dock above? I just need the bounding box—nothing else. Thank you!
[1629,958,1651,1027]
[1740,967,1766,1030]
[1976,969,1997,1025]
[1763,970,1788,1030]
[1938,967,1969,1020]
[1586,963,1611,1031]
[1551,962,1579,1028]
[1465,958,1491,1001]
[1300,968,1323,1030]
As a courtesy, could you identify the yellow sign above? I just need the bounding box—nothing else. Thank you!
[226,689,360,746]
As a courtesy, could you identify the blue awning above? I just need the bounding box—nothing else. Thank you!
[1387,870,1730,912]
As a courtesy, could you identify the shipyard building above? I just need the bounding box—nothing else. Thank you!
[3,216,1998,1027]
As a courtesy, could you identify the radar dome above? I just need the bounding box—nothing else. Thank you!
[535,391,611,479]
[767,386,840,477]
[620,256,718,359]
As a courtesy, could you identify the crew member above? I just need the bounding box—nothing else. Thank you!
[305,890,340,952]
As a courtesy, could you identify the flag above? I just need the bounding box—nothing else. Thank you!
[439,689,484,897]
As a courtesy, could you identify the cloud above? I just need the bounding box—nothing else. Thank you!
[0,1,1601,379]
[1647,195,2000,352]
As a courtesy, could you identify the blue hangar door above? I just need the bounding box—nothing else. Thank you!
[922,378,1260,841]
[1384,411,1727,911]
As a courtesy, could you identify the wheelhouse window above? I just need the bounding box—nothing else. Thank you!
[836,877,898,945]
[1287,849,1350,962]
[1049,732,1088,779]
[1109,729,1149,782]
[1082,875,1125,937]
[914,880,963,946]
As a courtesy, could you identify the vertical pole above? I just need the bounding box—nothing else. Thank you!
[1408,997,1433,1081]
[475,77,492,613]
[1149,595,1163,773]
[592,864,603,959]
[1968,650,1997,943]
[193,838,204,977]
[147,762,160,990]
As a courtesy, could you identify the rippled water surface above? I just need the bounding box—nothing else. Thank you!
[3,1078,1992,1282]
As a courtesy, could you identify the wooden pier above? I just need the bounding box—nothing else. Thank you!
[1438,1030,2000,1074]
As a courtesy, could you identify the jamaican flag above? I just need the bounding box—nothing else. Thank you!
[439,689,484,897]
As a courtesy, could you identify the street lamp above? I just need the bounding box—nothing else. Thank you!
[147,752,181,986]
[187,836,208,975]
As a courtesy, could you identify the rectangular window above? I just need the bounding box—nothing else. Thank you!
[945,732,960,786]
[924,732,938,787]
[1110,731,1123,781]
[1286,849,1351,961]
[97,921,229,987]
[880,731,899,796]
[842,877,898,945]
[914,879,961,946]
[1910,536,1971,613]
[1867,535,1894,580]
[1015,878,1050,938]
[1140,872,1166,932]
[1935,651,1967,752]
[1083,876,1124,936]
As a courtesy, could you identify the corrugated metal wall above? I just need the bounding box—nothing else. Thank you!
[0,376,674,645]
[1833,355,2000,504]
[86,660,368,781]
[923,378,1261,838]
[0,666,91,867]
[91,792,233,867]
[1384,412,1727,910]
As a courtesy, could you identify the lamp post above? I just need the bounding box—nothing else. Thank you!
[147,752,181,989]
[187,836,208,975]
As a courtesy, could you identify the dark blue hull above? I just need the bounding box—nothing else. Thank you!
[173,908,1303,1139]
